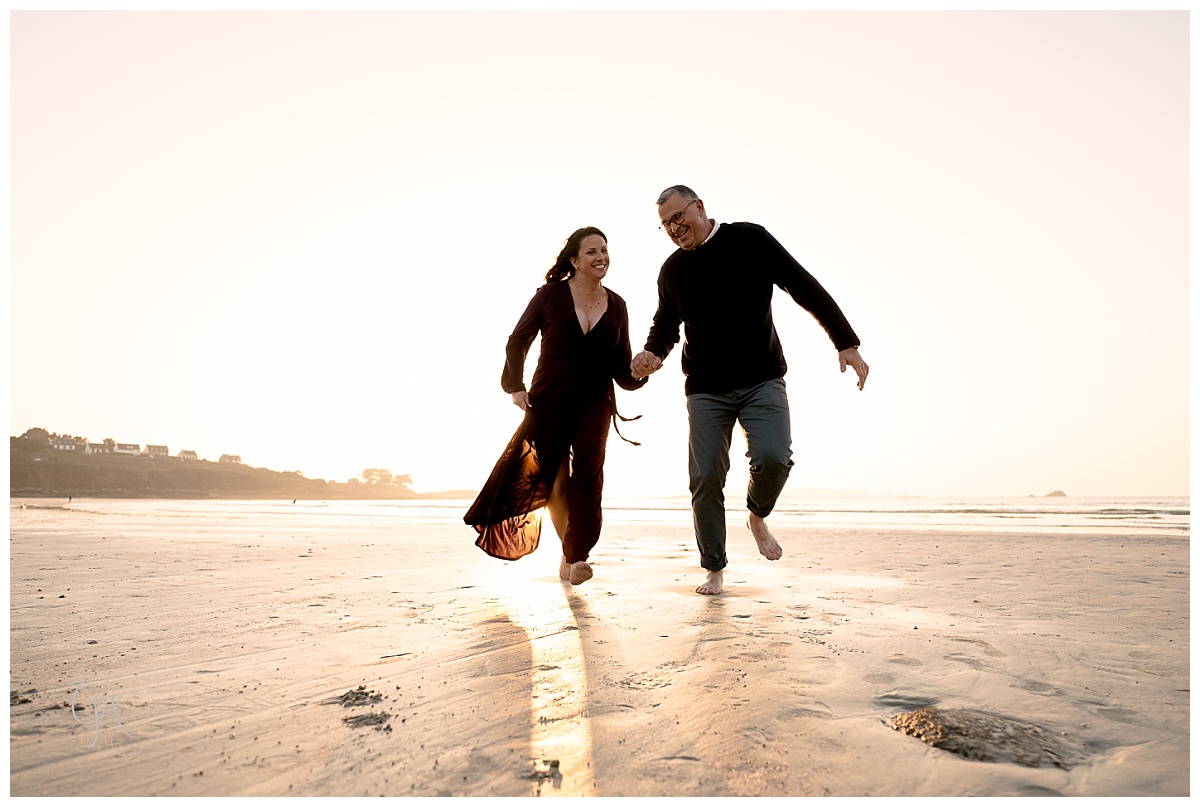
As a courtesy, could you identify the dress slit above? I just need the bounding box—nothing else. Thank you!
[464,413,555,560]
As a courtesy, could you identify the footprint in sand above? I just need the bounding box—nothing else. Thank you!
[777,705,834,720]
[616,672,670,691]
[1096,706,1137,724]
[948,637,1007,657]
[944,653,988,671]
[728,650,770,662]
[1014,678,1066,697]
[873,694,938,712]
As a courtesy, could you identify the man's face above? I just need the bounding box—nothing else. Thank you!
[657,194,707,251]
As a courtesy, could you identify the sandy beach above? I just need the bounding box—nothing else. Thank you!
[8,499,1189,797]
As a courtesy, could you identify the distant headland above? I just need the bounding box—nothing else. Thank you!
[9,428,474,500]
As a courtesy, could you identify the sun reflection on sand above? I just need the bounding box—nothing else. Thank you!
[502,553,596,797]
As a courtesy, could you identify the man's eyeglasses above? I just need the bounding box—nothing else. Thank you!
[659,199,697,232]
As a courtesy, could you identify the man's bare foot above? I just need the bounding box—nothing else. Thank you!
[569,561,593,586]
[559,556,572,581]
[747,515,783,561]
[696,569,723,595]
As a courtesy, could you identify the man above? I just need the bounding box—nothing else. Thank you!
[632,185,869,595]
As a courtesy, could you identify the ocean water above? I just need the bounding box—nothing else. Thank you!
[607,494,1191,537]
[35,494,1190,538]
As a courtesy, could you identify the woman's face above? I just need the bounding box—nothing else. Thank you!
[570,234,609,282]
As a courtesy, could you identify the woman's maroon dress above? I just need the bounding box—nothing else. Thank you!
[464,280,646,561]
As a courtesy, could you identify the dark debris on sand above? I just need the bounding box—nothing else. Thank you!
[891,706,1084,769]
[323,685,392,731]
[343,712,392,732]
[527,759,562,795]
[323,685,384,708]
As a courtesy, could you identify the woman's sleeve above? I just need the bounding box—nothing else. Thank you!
[612,297,648,392]
[501,287,543,393]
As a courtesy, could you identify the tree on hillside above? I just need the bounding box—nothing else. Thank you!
[362,468,392,486]
[19,428,51,443]
[361,469,413,489]
[11,428,52,455]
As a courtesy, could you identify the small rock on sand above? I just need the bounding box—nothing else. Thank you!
[891,706,1083,769]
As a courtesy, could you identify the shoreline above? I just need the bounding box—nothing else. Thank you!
[9,491,477,501]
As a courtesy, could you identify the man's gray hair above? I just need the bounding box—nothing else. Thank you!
[656,185,699,206]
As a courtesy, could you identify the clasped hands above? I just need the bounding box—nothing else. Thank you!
[631,350,662,380]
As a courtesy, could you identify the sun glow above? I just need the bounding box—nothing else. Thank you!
[8,11,1189,499]
[498,536,596,797]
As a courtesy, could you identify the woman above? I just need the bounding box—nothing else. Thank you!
[464,227,647,585]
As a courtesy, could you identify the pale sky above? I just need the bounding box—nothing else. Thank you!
[7,8,1191,498]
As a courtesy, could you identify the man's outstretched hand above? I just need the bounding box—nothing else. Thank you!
[839,347,869,390]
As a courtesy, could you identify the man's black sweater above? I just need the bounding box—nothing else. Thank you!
[644,221,860,396]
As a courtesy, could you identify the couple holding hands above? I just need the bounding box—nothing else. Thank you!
[464,185,869,596]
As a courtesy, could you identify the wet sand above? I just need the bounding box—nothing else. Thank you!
[8,500,1189,796]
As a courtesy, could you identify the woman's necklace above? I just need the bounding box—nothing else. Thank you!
[570,280,605,309]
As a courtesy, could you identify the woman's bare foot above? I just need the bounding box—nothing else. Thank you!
[559,556,572,581]
[747,515,783,560]
[569,561,593,586]
[696,569,723,595]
